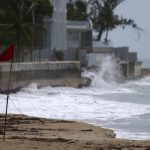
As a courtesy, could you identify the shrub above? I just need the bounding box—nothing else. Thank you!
[55,51,64,61]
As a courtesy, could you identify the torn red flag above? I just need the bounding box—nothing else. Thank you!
[0,44,15,61]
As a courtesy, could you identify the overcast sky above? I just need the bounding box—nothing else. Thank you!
[109,0,150,59]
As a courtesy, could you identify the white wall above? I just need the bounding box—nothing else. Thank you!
[134,62,142,77]
[86,53,111,67]
[48,0,67,50]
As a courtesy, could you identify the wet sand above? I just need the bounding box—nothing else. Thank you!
[0,114,150,150]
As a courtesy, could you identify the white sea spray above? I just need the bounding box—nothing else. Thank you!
[0,55,150,140]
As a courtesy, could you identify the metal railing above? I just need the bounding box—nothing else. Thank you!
[13,48,87,65]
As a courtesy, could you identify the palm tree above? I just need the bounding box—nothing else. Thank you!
[0,0,53,61]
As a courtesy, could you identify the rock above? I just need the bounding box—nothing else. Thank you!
[80,77,91,87]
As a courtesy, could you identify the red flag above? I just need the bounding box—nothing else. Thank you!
[0,44,15,61]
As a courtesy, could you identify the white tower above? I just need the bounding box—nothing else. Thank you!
[45,0,67,50]
[51,0,67,50]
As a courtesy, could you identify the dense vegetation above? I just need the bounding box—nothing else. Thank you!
[67,0,87,21]
[0,0,53,60]
[67,0,138,42]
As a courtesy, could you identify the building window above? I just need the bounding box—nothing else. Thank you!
[69,31,79,48]
[81,31,92,48]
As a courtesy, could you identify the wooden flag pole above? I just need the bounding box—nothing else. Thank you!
[3,57,14,142]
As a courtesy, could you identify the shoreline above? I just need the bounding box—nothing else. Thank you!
[0,114,150,150]
[142,68,150,76]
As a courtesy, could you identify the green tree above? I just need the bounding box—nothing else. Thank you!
[67,0,75,20]
[0,0,53,61]
[88,0,138,41]
[67,0,87,21]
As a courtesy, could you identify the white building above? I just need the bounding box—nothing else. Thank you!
[44,0,67,50]
[44,0,92,52]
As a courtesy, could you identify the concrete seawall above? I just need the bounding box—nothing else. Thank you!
[142,68,150,76]
[0,61,87,93]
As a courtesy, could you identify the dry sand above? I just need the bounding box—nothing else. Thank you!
[0,114,150,150]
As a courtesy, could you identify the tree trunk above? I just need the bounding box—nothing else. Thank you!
[105,27,109,42]
[97,27,103,41]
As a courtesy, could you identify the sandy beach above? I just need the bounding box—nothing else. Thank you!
[0,114,150,150]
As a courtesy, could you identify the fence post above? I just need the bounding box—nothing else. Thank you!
[54,48,56,61]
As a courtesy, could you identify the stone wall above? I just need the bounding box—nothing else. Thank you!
[0,61,81,92]
[142,68,150,76]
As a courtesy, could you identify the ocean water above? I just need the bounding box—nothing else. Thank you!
[0,56,150,140]
[142,58,150,68]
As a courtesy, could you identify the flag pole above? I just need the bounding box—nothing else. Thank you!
[3,56,14,142]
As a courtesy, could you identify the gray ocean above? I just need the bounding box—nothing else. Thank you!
[0,56,150,140]
[142,58,150,68]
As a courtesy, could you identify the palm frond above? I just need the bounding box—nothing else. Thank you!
[24,2,37,18]
[29,23,47,32]
[19,23,32,45]
[0,24,15,38]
